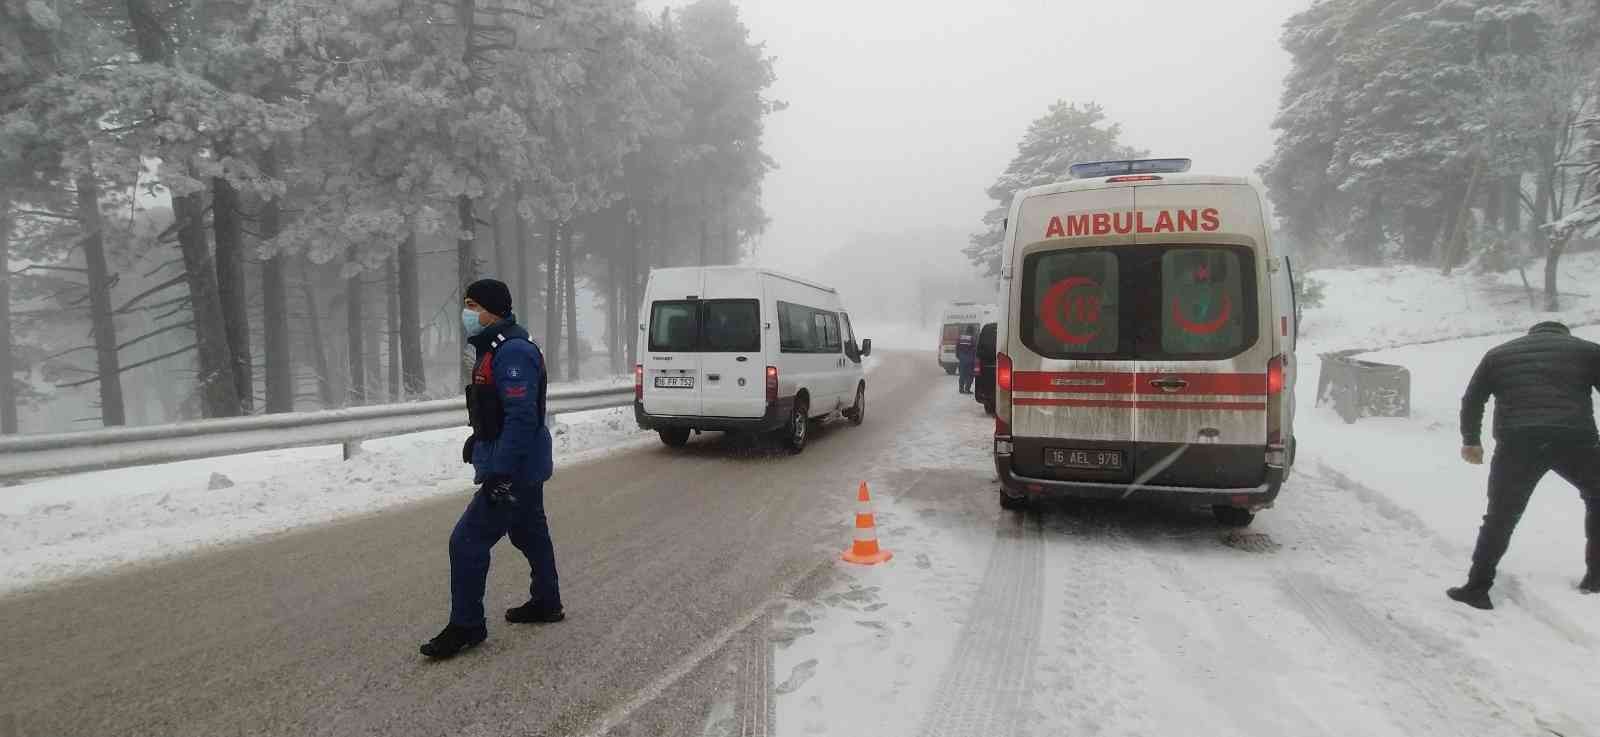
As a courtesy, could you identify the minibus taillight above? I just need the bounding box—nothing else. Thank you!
[634,364,644,401]
[766,366,779,404]
[997,352,1013,393]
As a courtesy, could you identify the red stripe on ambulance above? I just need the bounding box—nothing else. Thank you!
[1012,371,1267,396]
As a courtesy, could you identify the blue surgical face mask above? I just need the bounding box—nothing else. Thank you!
[463,308,486,337]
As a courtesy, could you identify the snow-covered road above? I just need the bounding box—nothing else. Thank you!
[769,347,1600,737]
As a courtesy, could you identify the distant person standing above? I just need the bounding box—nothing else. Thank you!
[1452,321,1600,610]
[421,278,564,659]
[956,327,977,395]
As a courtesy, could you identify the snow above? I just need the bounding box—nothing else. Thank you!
[769,256,1600,736]
[0,406,651,595]
[772,377,1600,737]
[1299,249,1600,350]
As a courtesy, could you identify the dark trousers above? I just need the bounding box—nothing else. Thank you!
[958,360,975,393]
[1468,437,1600,588]
[449,481,561,627]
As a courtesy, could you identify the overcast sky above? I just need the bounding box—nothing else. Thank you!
[653,0,1308,277]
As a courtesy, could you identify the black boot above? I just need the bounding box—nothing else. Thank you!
[420,623,487,659]
[506,600,566,624]
[1446,584,1494,610]
[1582,541,1599,594]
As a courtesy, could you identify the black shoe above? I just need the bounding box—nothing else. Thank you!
[1447,585,1494,610]
[1580,571,1599,594]
[506,600,566,624]
[420,623,487,659]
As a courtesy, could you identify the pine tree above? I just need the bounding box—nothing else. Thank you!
[965,101,1145,276]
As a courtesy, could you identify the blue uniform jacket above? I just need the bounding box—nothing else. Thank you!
[956,335,977,366]
[469,320,554,485]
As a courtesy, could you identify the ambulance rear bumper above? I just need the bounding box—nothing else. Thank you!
[996,458,1284,509]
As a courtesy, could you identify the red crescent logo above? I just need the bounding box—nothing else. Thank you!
[1170,293,1233,335]
[1041,276,1101,346]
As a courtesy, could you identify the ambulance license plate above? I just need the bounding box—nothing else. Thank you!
[654,376,694,389]
[1045,448,1124,470]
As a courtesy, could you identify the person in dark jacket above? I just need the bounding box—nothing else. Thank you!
[1451,321,1600,610]
[421,279,563,659]
[956,327,977,395]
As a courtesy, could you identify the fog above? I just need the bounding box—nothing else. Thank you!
[719,0,1299,294]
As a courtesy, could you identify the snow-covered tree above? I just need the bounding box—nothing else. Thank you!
[965,101,1145,277]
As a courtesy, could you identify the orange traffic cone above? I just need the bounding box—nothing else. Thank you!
[841,482,893,565]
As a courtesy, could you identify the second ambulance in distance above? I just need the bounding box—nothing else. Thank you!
[991,159,1298,526]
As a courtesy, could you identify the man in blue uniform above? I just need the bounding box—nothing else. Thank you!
[956,327,977,395]
[422,279,564,659]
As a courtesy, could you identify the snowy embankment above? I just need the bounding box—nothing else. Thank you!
[0,380,645,595]
[761,254,1600,737]
[2,360,895,595]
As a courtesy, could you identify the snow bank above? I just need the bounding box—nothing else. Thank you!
[1300,250,1600,350]
[0,406,651,595]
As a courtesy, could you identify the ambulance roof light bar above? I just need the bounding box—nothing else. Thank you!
[1069,158,1193,179]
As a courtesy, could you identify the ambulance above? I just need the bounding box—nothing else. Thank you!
[991,159,1298,526]
[937,302,997,374]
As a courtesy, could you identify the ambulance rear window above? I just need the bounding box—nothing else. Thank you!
[1160,249,1248,355]
[1021,245,1257,361]
[1020,250,1121,357]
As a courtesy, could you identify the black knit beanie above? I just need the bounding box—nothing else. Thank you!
[465,278,513,319]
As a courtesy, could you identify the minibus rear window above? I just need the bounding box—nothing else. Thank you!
[648,300,761,353]
[648,301,699,353]
[703,300,761,353]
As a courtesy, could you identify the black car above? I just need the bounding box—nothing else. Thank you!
[973,322,998,415]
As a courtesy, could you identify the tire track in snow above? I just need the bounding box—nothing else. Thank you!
[1312,463,1596,649]
[917,511,1045,737]
[1277,572,1510,737]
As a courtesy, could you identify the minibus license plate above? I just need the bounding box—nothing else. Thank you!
[654,376,694,389]
[1045,448,1123,470]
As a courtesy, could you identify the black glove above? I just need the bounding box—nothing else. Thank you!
[462,435,477,464]
[482,476,518,505]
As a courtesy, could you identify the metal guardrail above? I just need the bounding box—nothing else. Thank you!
[0,385,636,483]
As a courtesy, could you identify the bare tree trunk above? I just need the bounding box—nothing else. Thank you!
[213,173,252,413]
[564,222,579,381]
[261,146,293,414]
[299,266,335,407]
[1545,239,1567,312]
[457,194,475,387]
[77,174,126,427]
[1531,164,1554,258]
[1,205,18,434]
[399,231,425,398]
[347,254,366,406]
[545,224,562,380]
[123,0,237,417]
[175,190,240,417]
[606,240,621,374]
[515,184,531,328]
[626,205,644,370]
[387,255,400,402]
[1442,159,1485,275]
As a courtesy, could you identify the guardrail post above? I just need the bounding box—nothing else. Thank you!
[343,439,364,460]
